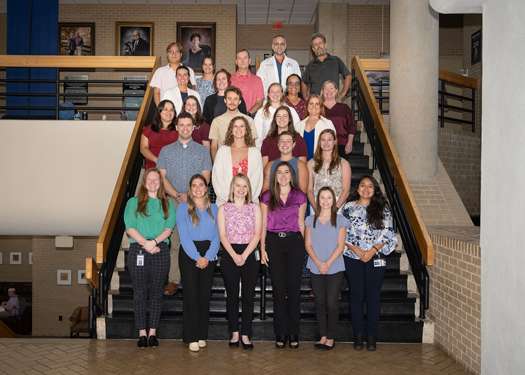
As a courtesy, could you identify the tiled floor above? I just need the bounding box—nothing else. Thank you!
[0,338,467,374]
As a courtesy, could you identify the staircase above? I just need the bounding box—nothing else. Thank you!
[102,130,428,343]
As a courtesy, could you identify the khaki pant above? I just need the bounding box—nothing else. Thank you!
[167,196,181,284]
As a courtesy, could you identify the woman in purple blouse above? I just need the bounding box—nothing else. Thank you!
[217,173,262,351]
[260,161,307,349]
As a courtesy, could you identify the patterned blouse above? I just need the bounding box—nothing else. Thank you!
[312,159,343,205]
[286,97,307,121]
[196,77,216,104]
[232,157,248,176]
[223,202,256,244]
[341,201,398,260]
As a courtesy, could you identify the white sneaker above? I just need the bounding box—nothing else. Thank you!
[198,340,206,348]
[189,342,200,351]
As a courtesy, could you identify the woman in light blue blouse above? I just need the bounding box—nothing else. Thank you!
[305,186,349,351]
[195,55,216,104]
[176,174,220,352]
[341,175,398,352]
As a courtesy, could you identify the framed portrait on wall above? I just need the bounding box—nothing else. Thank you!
[116,22,154,57]
[177,22,216,71]
[58,23,95,56]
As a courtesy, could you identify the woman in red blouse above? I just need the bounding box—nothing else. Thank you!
[140,99,178,170]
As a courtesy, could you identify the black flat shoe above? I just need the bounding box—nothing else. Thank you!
[323,342,335,351]
[275,335,287,349]
[229,340,239,348]
[148,335,159,348]
[366,336,377,351]
[289,335,299,349]
[242,341,254,351]
[314,343,325,350]
[353,334,364,351]
[137,336,147,348]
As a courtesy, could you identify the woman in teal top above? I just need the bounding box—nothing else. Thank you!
[124,168,176,349]
[176,174,220,352]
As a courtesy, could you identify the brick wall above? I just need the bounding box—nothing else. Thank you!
[438,127,481,216]
[236,25,315,52]
[59,4,237,73]
[0,236,33,282]
[0,13,6,55]
[427,226,481,375]
[463,14,482,134]
[439,26,463,56]
[32,236,97,337]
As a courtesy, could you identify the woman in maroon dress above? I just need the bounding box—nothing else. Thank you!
[140,99,178,170]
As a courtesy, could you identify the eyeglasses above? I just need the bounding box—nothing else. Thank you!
[273,43,286,47]
[168,50,181,55]
[287,82,300,87]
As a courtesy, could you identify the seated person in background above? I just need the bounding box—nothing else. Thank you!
[162,66,201,115]
[0,288,19,317]
[209,86,258,162]
[262,131,308,194]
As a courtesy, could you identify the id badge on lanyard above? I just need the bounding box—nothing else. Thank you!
[137,250,144,266]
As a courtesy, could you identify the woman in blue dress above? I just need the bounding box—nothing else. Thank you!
[341,175,398,351]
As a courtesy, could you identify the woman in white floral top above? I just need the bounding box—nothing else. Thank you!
[341,175,398,352]
[217,173,262,351]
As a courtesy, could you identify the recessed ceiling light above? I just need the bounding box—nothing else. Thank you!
[278,7,285,11]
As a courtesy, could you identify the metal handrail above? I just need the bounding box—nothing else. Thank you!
[352,71,430,318]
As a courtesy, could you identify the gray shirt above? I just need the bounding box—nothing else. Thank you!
[305,214,350,275]
[302,53,351,95]
[156,139,212,194]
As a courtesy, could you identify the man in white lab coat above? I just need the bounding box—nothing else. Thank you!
[256,35,302,95]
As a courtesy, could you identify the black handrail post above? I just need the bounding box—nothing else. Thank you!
[440,80,445,128]
[471,88,476,133]
[55,68,60,120]
[89,286,97,337]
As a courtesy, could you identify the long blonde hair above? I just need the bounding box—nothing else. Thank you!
[186,174,214,228]
[263,83,285,119]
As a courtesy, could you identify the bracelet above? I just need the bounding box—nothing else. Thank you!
[153,239,158,245]
[372,246,379,252]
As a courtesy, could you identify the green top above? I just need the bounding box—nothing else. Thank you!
[124,196,176,244]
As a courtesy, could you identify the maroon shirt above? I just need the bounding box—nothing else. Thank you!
[192,121,210,145]
[142,124,178,170]
[261,134,308,162]
[324,103,356,146]
[286,97,307,121]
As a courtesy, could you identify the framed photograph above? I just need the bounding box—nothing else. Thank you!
[57,270,72,285]
[58,23,95,56]
[10,252,22,265]
[177,22,216,71]
[29,252,33,265]
[116,22,154,57]
[78,270,89,285]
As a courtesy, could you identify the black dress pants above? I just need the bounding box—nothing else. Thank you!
[220,243,260,335]
[179,240,217,343]
[310,271,344,339]
[266,231,305,336]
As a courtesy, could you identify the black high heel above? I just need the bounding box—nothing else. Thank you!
[275,335,287,349]
[289,335,299,349]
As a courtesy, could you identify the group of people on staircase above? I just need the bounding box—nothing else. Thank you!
[123,31,398,352]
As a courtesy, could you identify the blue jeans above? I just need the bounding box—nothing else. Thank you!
[343,254,386,337]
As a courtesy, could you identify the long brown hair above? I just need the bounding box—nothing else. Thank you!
[151,99,177,133]
[267,105,299,139]
[313,187,337,228]
[186,174,214,228]
[135,168,170,219]
[304,94,325,118]
[181,95,206,127]
[347,175,389,230]
[313,129,341,174]
[224,116,255,147]
[262,83,285,119]
[227,173,253,204]
[268,161,299,212]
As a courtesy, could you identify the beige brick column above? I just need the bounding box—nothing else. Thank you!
[390,0,439,180]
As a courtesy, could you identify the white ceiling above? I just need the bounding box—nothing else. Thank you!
[0,0,390,24]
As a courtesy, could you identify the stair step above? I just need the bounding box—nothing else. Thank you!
[105,314,424,343]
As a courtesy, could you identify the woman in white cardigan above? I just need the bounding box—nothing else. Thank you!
[212,116,263,207]
[294,94,335,161]
[161,66,201,114]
